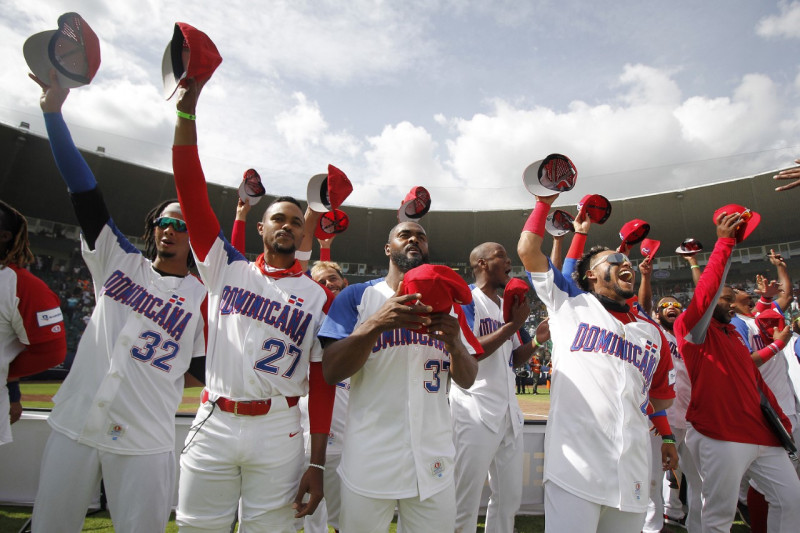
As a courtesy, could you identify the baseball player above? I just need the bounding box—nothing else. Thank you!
[172,78,335,532]
[675,210,800,533]
[319,221,480,532]
[231,200,348,533]
[450,242,533,533]
[29,72,207,533]
[517,193,676,533]
[1,201,66,446]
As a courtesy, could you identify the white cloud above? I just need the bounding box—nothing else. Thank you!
[757,1,800,39]
[275,93,328,149]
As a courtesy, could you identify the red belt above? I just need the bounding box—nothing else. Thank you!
[201,389,299,416]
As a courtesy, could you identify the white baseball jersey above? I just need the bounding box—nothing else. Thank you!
[0,264,64,445]
[48,222,206,454]
[527,265,674,513]
[451,286,523,435]
[662,328,690,430]
[195,236,330,401]
[300,379,350,455]
[319,278,478,501]
[736,313,798,418]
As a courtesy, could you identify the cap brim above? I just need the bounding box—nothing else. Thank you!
[523,159,558,196]
[24,30,89,89]
[738,212,761,243]
[237,181,262,205]
[306,173,330,212]
[161,41,185,100]
[397,199,430,222]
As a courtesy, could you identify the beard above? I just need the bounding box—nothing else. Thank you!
[157,249,176,260]
[391,249,428,272]
[270,241,296,255]
[604,269,635,299]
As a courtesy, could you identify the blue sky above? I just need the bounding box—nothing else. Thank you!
[2,1,800,210]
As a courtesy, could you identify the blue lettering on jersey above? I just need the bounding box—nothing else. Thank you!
[478,317,502,336]
[371,328,448,354]
[570,322,660,394]
[100,270,191,341]
[219,285,313,346]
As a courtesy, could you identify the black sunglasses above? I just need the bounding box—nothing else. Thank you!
[153,216,187,233]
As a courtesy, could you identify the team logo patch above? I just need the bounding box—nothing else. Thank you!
[37,307,63,327]
[108,422,126,441]
[288,295,304,307]
[633,481,642,500]
[168,294,185,306]
[430,457,445,478]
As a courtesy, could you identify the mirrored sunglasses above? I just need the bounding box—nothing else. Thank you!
[659,301,683,310]
[154,216,187,233]
[590,252,631,270]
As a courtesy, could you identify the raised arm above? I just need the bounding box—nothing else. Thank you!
[768,249,794,312]
[517,195,558,273]
[677,213,740,344]
[31,72,109,249]
[638,257,654,316]
[682,254,702,286]
[774,158,800,192]
[172,79,221,262]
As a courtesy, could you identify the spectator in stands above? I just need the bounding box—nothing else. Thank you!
[1,200,67,447]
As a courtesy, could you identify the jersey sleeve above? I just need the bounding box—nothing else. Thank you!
[172,145,222,262]
[318,283,368,341]
[731,316,753,351]
[648,326,676,400]
[527,259,584,311]
[674,237,735,346]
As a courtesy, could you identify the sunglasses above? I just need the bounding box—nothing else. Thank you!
[659,301,683,310]
[589,252,631,270]
[153,216,187,233]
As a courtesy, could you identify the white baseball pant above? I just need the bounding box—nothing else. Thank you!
[544,480,646,533]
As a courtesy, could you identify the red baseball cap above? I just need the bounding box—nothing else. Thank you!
[523,154,577,197]
[307,164,353,212]
[712,204,761,243]
[314,209,350,240]
[503,278,530,323]
[238,168,266,205]
[577,194,612,224]
[398,186,432,222]
[24,12,101,89]
[162,23,222,100]
[402,264,472,315]
[545,210,575,237]
[675,238,703,256]
[755,309,786,341]
[619,219,650,246]
[640,238,661,261]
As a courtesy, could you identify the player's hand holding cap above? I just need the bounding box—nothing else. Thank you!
[502,278,530,323]
[162,22,222,100]
[24,12,100,88]
[314,209,349,240]
[675,238,703,255]
[402,265,472,333]
[755,308,786,340]
[577,194,612,224]
[640,238,660,261]
[398,186,432,222]
[238,168,266,205]
[523,154,578,197]
[545,210,575,237]
[712,204,760,243]
[307,164,353,212]
[619,218,651,246]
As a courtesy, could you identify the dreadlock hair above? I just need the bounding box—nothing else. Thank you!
[0,200,34,268]
[142,199,195,269]
[573,245,611,292]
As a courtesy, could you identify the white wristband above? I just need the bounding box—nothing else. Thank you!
[295,250,312,261]
[309,463,325,471]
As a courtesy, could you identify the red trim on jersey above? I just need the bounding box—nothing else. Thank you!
[172,145,221,262]
[255,255,304,279]
[308,361,335,434]
[454,305,485,357]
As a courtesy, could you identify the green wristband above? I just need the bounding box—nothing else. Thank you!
[176,110,196,121]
